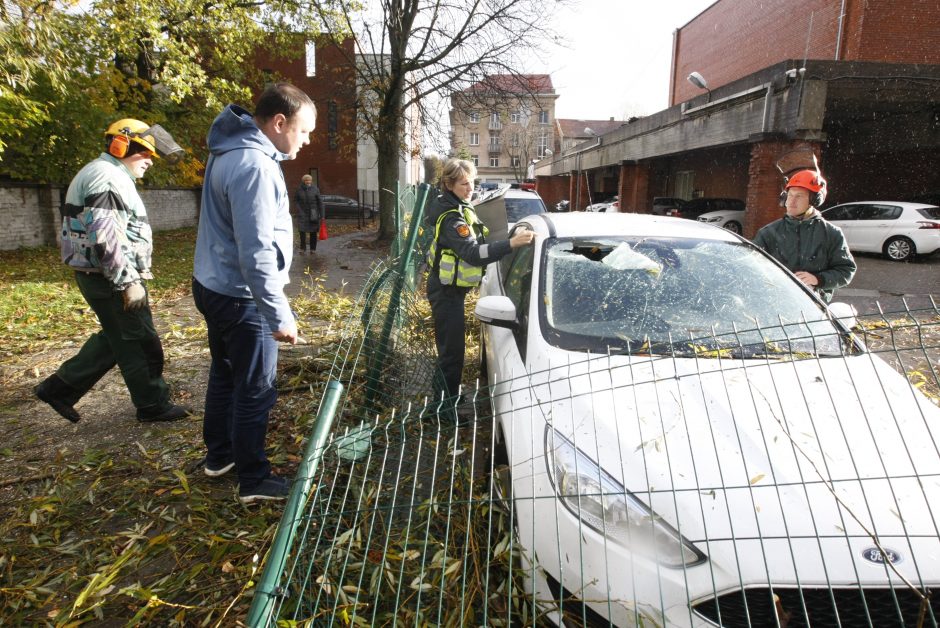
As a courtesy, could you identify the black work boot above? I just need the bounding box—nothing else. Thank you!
[136,404,191,423]
[34,374,83,423]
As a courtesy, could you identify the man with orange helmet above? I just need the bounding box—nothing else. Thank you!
[753,168,856,302]
[34,118,190,424]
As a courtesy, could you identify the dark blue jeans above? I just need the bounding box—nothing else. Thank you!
[192,278,278,490]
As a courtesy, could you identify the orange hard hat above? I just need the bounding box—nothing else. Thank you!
[785,169,825,193]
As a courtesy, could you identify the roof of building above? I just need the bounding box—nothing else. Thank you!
[555,118,625,138]
[462,74,555,95]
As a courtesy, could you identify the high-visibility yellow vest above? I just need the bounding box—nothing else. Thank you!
[428,206,489,287]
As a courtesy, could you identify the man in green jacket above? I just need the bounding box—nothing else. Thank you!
[753,169,856,302]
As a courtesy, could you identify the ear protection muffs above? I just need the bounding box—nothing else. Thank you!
[811,180,827,207]
[108,133,131,159]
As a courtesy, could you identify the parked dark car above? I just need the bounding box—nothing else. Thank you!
[651,197,687,216]
[322,195,376,219]
[672,197,745,220]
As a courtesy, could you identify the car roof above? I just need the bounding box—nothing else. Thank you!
[517,212,741,242]
[475,185,544,206]
[503,188,541,198]
[827,201,939,209]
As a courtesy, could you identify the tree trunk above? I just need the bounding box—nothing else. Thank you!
[375,88,404,242]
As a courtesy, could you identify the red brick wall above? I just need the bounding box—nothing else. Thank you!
[670,146,751,199]
[535,175,570,210]
[850,0,940,64]
[254,38,358,199]
[619,163,650,213]
[671,0,940,105]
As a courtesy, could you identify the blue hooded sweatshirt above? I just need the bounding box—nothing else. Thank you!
[194,105,295,332]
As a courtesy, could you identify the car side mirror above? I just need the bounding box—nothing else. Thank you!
[828,301,859,330]
[474,295,519,330]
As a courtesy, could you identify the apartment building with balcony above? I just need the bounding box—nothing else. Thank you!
[449,74,558,185]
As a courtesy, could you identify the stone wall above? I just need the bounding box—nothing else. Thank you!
[0,183,200,251]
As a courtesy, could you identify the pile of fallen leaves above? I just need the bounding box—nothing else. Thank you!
[0,226,365,625]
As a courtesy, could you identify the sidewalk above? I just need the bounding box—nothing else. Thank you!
[285,223,386,299]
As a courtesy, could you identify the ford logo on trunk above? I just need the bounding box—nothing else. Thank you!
[861,547,902,565]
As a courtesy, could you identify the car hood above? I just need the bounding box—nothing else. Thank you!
[529,351,940,578]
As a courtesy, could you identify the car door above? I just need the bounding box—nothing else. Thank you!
[497,236,536,365]
[855,204,902,250]
[822,204,863,251]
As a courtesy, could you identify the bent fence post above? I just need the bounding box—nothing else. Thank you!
[363,183,429,414]
[246,378,344,627]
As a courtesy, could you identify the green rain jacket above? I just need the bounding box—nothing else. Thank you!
[753,210,856,302]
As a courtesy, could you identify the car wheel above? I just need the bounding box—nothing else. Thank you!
[883,236,915,262]
[724,220,742,234]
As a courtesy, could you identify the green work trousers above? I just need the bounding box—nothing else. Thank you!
[55,272,170,412]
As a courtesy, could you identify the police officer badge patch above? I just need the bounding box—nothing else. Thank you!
[455,223,471,238]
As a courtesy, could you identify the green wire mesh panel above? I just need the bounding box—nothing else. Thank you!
[259,311,940,627]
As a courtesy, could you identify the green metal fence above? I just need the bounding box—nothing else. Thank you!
[247,183,940,626]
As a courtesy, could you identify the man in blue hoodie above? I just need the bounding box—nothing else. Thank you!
[192,83,316,504]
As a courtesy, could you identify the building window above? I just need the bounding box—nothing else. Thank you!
[489,156,499,168]
[469,132,479,146]
[305,41,316,77]
[537,132,549,157]
[488,136,501,151]
[675,170,695,200]
[538,110,549,124]
[510,110,521,123]
[511,156,520,168]
[468,111,479,123]
[471,155,479,166]
[489,111,501,130]
[511,133,520,147]
[328,101,338,150]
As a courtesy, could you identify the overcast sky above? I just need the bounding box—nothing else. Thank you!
[536,0,716,120]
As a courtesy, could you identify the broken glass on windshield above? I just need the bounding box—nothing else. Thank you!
[542,236,849,358]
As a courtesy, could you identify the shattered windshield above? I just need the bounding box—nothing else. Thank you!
[541,237,850,358]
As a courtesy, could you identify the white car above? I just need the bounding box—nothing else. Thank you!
[474,185,547,241]
[586,196,619,213]
[697,207,745,234]
[821,201,940,261]
[475,213,940,626]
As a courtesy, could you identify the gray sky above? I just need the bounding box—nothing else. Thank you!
[537,0,716,120]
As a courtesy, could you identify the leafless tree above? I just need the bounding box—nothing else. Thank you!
[309,0,567,241]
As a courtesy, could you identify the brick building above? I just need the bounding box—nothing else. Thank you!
[450,75,558,185]
[535,0,940,237]
[255,38,359,200]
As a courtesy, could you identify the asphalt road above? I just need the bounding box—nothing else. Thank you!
[836,251,940,315]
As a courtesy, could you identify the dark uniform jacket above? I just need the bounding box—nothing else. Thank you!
[294,183,324,232]
[426,189,512,280]
[753,210,856,302]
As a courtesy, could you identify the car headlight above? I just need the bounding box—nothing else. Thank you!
[547,428,706,568]
[700,216,721,223]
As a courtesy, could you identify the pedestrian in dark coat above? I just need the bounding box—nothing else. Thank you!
[294,173,324,254]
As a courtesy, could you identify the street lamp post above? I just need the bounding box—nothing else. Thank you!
[577,127,599,211]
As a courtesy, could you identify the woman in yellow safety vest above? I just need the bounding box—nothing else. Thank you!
[425,158,535,407]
